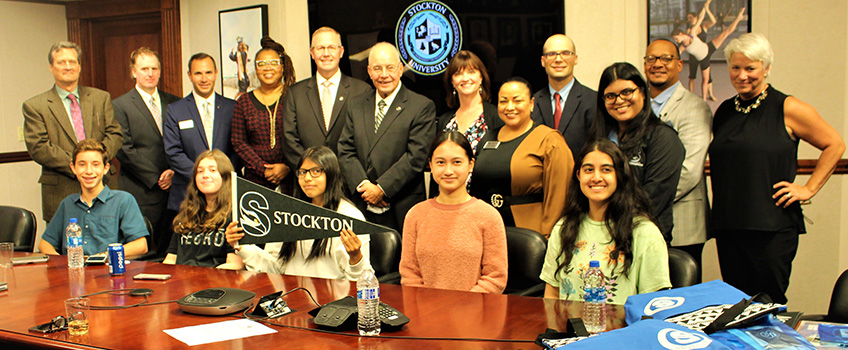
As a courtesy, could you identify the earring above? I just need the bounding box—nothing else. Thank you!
[452,89,457,97]
[479,87,483,95]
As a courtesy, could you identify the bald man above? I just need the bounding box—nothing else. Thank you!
[337,42,436,232]
[644,39,712,273]
[531,34,596,158]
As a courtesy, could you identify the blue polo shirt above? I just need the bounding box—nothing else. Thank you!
[42,185,148,255]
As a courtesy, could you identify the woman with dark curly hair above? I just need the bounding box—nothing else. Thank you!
[231,36,297,193]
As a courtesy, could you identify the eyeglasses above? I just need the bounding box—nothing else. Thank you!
[543,51,575,59]
[603,88,638,104]
[644,55,678,65]
[256,59,282,68]
[369,65,399,74]
[295,167,325,178]
[311,45,341,53]
[35,316,67,333]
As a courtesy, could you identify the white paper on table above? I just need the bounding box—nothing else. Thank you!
[163,319,277,346]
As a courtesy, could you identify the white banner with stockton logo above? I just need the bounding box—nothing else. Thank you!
[232,174,396,244]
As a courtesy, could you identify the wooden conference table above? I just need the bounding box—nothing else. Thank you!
[0,253,625,349]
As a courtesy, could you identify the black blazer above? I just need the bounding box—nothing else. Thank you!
[282,74,372,166]
[436,101,504,155]
[530,79,597,158]
[113,88,181,206]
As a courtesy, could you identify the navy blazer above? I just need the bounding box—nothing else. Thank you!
[530,79,597,158]
[163,92,238,210]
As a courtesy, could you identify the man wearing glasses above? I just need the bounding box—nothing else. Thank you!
[163,53,238,212]
[531,34,596,160]
[643,38,712,276]
[283,27,371,165]
[338,42,436,233]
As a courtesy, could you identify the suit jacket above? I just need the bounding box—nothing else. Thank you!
[531,79,596,158]
[283,74,372,166]
[113,88,180,206]
[658,84,713,246]
[163,93,238,210]
[23,86,124,220]
[337,85,436,229]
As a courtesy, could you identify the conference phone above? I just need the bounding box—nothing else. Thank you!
[309,296,409,331]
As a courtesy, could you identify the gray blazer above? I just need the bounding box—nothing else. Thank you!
[282,74,372,166]
[23,86,124,220]
[657,84,713,246]
[113,88,181,206]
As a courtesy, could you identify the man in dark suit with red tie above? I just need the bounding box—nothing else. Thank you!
[531,34,597,158]
[163,53,238,212]
[23,41,124,222]
[283,27,371,166]
[113,47,181,257]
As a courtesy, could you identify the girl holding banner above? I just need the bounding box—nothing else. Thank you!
[163,150,244,270]
[226,146,371,281]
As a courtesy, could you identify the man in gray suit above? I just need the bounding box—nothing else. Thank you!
[283,27,371,166]
[338,42,436,232]
[113,47,181,257]
[23,41,123,222]
[531,34,596,158]
[644,39,712,273]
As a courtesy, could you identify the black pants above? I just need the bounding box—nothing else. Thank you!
[715,229,798,304]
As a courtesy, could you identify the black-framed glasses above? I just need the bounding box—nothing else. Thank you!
[644,55,678,65]
[311,45,341,53]
[34,316,67,333]
[295,167,325,178]
[603,88,638,104]
[256,59,282,68]
[543,50,575,59]
[369,65,399,74]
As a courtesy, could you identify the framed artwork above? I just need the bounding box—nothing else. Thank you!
[219,5,268,100]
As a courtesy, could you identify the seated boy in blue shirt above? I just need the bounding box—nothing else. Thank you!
[38,139,149,258]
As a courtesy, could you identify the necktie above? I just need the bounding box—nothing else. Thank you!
[553,92,563,130]
[321,80,333,131]
[67,94,86,141]
[201,101,214,149]
[149,96,162,135]
[375,100,387,133]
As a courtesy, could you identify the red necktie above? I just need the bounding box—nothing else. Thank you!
[67,94,86,141]
[553,92,563,130]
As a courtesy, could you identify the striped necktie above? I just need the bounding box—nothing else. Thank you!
[67,94,86,141]
[375,99,386,133]
[149,96,162,134]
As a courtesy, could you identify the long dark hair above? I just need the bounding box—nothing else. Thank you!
[173,150,234,234]
[588,62,662,157]
[257,37,297,102]
[554,139,654,277]
[278,146,348,262]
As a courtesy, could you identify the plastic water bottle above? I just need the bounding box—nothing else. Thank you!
[357,266,381,336]
[66,218,84,269]
[583,260,606,333]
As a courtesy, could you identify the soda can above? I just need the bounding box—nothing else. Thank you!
[107,243,125,275]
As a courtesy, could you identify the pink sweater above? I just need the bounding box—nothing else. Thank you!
[400,198,508,293]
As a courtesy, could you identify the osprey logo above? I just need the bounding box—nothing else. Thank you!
[239,191,271,237]
[657,329,713,349]
[396,0,461,75]
[644,296,686,316]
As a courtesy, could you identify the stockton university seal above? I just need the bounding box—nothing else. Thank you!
[396,0,462,75]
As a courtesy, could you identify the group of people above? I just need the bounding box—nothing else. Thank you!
[23,25,844,306]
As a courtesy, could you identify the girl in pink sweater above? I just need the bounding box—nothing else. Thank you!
[400,132,508,293]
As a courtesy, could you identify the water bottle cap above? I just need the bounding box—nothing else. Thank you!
[589,260,600,268]
[69,218,78,223]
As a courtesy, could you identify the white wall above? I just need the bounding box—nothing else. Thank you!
[0,1,68,243]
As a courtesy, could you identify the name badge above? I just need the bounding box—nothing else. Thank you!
[178,120,194,130]
[483,141,501,150]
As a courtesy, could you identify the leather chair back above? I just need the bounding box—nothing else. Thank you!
[504,226,548,296]
[369,230,401,281]
[668,248,699,288]
[827,269,848,323]
[0,206,37,252]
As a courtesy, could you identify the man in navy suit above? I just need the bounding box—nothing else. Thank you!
[163,53,238,211]
[114,47,181,257]
[531,34,597,158]
[338,42,436,233]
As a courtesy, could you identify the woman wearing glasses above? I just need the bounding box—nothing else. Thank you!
[231,37,297,193]
[589,62,684,243]
[226,146,371,280]
[710,33,844,304]
[470,77,573,239]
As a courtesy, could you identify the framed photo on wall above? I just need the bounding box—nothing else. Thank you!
[648,0,751,104]
[219,5,268,100]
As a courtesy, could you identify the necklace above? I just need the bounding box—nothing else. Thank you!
[734,88,768,114]
[255,88,282,148]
